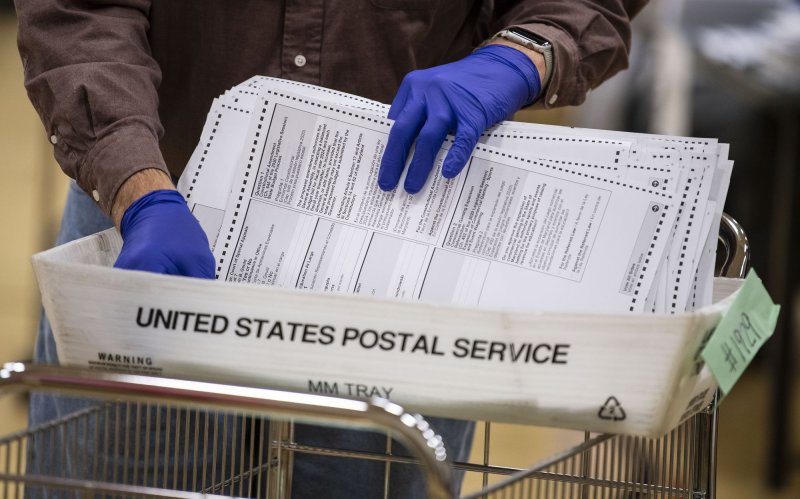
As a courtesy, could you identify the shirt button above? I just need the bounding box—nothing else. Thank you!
[294,54,307,67]
[548,93,559,105]
[92,190,100,202]
[49,134,58,145]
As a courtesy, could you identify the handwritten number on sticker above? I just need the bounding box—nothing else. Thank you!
[720,313,765,375]
[701,270,779,396]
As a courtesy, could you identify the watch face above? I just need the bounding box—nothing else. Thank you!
[508,27,551,48]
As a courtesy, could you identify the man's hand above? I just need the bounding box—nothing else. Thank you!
[112,169,215,278]
[378,43,543,194]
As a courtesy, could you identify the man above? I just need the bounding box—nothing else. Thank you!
[16,1,647,496]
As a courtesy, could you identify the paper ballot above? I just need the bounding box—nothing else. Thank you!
[210,89,674,313]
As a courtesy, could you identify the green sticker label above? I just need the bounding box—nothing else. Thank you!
[701,270,780,395]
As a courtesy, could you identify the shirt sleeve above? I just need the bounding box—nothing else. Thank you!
[16,0,167,216]
[492,0,649,108]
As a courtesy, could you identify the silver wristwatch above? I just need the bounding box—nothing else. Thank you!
[493,27,553,88]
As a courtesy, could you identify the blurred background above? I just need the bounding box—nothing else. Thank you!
[0,0,798,497]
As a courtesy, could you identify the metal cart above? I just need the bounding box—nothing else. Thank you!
[0,214,750,499]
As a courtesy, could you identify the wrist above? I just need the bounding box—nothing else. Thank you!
[111,169,175,229]
[472,44,542,106]
[486,39,547,93]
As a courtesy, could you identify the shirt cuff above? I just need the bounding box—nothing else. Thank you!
[508,22,585,109]
[76,127,169,216]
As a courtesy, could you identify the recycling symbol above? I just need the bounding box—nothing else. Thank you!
[598,396,627,421]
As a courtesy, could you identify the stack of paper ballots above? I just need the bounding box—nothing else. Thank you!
[179,76,732,315]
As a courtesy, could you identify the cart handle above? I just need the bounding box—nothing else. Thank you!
[718,213,750,279]
[0,362,454,499]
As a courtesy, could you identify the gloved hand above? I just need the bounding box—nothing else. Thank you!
[114,189,215,278]
[378,44,541,194]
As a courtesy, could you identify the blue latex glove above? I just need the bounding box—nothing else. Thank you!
[114,189,215,278]
[378,44,541,194]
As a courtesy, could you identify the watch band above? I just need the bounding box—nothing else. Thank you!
[493,28,553,89]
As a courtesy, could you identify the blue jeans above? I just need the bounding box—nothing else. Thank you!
[29,182,473,498]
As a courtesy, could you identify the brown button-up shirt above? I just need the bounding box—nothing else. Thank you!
[16,0,647,216]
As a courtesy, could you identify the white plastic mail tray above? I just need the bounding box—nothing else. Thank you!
[33,229,743,437]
